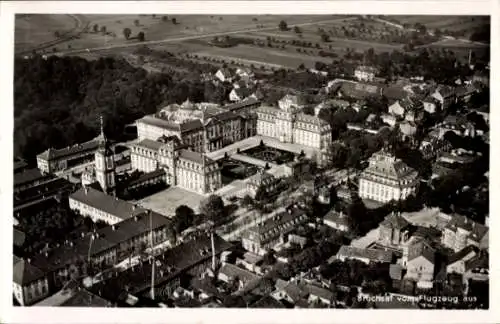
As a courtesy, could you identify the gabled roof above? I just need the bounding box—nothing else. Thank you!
[407,238,435,264]
[324,209,349,227]
[219,263,260,283]
[70,187,147,221]
[13,259,46,285]
[465,251,488,272]
[275,280,307,303]
[14,168,52,187]
[444,214,488,241]
[13,228,26,247]
[448,245,479,265]
[178,149,215,165]
[302,283,333,301]
[135,139,164,151]
[434,85,456,98]
[37,138,102,162]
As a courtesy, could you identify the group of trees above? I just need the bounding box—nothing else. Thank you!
[13,55,231,161]
[122,28,145,41]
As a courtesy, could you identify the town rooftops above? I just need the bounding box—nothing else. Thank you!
[35,285,113,307]
[361,149,418,182]
[296,113,330,127]
[179,149,215,165]
[14,168,53,187]
[337,245,393,263]
[275,279,308,303]
[138,115,204,133]
[444,214,488,241]
[31,210,171,273]
[339,81,383,99]
[13,258,46,285]
[301,283,334,301]
[70,186,147,221]
[434,85,456,98]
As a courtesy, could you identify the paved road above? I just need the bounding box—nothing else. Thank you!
[52,17,357,56]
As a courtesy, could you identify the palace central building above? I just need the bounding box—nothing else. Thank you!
[255,95,332,149]
[358,149,419,203]
[136,100,256,153]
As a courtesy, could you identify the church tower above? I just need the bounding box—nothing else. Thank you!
[95,116,116,195]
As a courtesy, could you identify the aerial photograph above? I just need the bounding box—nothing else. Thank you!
[13,13,490,309]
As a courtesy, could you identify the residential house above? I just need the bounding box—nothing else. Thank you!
[430,85,456,110]
[13,257,50,306]
[403,237,435,288]
[381,113,398,127]
[446,245,479,275]
[246,170,280,199]
[241,207,309,256]
[215,68,233,83]
[441,214,489,252]
[399,121,418,138]
[378,212,411,247]
[455,84,478,103]
[337,82,383,101]
[235,67,255,81]
[335,246,393,264]
[271,279,308,305]
[302,283,334,307]
[235,252,263,274]
[35,282,114,307]
[218,263,261,291]
[323,210,349,232]
[463,251,489,286]
[354,66,379,82]
[229,87,253,102]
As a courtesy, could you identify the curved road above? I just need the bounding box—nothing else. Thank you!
[53,17,357,57]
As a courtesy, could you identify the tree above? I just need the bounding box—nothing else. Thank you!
[172,18,177,25]
[123,28,132,39]
[241,194,254,208]
[294,26,302,34]
[278,20,288,31]
[93,24,99,33]
[54,31,60,38]
[100,26,107,34]
[162,16,168,22]
[200,194,225,271]
[321,34,330,42]
[137,32,145,42]
[134,19,140,27]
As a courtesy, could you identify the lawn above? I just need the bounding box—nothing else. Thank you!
[219,158,259,185]
[241,144,297,165]
[136,186,205,216]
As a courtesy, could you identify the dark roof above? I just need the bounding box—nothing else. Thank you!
[275,279,307,303]
[14,168,52,187]
[224,97,260,111]
[37,138,101,161]
[14,159,28,173]
[380,212,410,230]
[337,246,393,263]
[135,139,164,151]
[250,295,286,308]
[465,251,488,271]
[31,211,171,273]
[179,149,215,165]
[13,259,46,285]
[245,208,308,240]
[407,239,435,263]
[302,283,333,301]
[339,82,383,100]
[389,264,403,280]
[127,169,166,187]
[434,85,456,98]
[444,214,488,242]
[13,228,26,247]
[324,210,349,227]
[233,87,253,98]
[60,289,114,307]
[70,187,147,221]
[219,263,260,283]
[382,86,409,101]
[448,245,479,265]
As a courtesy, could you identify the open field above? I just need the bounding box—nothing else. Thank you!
[388,15,489,33]
[16,14,347,54]
[15,14,82,53]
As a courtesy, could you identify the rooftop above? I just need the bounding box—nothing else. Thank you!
[448,245,479,265]
[134,139,165,151]
[37,137,101,161]
[407,238,435,263]
[13,228,26,248]
[223,97,260,111]
[14,168,52,187]
[337,245,393,263]
[13,258,47,285]
[324,209,349,227]
[380,212,410,230]
[219,263,260,283]
[70,187,147,221]
[245,207,308,241]
[444,214,488,241]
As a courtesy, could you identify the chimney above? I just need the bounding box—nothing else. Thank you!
[81,232,85,238]
[112,224,116,231]
[27,258,31,264]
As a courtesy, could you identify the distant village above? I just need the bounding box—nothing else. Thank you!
[14,55,489,309]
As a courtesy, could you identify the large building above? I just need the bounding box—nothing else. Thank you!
[255,95,332,150]
[241,207,308,256]
[130,136,222,195]
[441,214,489,252]
[354,65,379,82]
[136,100,256,153]
[358,149,419,203]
